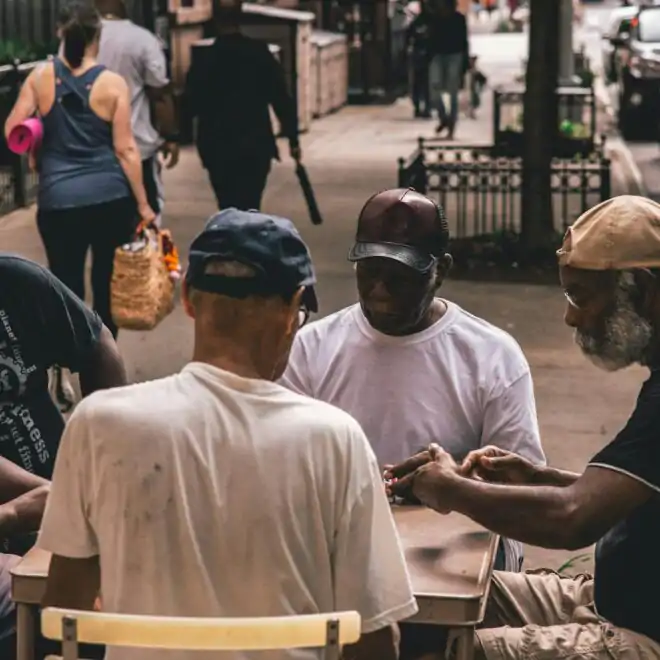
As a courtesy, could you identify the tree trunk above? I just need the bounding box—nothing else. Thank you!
[521,0,560,254]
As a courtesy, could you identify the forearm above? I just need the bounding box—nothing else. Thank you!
[444,476,580,549]
[272,96,299,146]
[152,91,178,137]
[533,466,581,487]
[0,456,49,503]
[79,329,128,397]
[116,144,149,207]
[0,484,49,536]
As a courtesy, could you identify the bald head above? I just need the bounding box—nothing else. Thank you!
[213,0,243,27]
[94,0,127,18]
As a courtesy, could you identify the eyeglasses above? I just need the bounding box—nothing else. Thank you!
[298,306,310,328]
[563,268,657,310]
[563,290,583,310]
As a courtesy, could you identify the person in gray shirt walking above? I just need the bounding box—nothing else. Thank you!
[95,0,179,225]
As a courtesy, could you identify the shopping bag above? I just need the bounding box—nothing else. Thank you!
[110,224,180,331]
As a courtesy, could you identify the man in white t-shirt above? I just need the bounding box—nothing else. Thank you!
[37,208,418,660]
[281,189,545,570]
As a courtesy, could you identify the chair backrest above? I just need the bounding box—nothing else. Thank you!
[42,608,361,660]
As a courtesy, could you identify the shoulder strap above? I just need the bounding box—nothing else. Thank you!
[55,58,101,106]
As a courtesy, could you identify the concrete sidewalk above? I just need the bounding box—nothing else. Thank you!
[0,45,642,572]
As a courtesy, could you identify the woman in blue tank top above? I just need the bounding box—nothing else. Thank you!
[4,1,155,338]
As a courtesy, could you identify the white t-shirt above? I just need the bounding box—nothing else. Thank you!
[281,301,546,572]
[38,363,418,660]
[281,301,545,468]
[98,19,169,160]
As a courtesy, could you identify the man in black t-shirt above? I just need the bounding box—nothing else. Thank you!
[388,196,660,658]
[0,254,126,659]
[0,255,126,483]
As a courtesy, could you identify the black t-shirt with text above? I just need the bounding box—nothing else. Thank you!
[591,369,660,643]
[0,255,102,481]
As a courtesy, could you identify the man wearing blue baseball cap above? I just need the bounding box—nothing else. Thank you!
[38,208,418,660]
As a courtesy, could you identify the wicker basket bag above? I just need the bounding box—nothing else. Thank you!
[111,226,176,331]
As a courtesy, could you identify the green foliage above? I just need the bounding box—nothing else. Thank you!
[495,19,514,33]
[0,39,58,66]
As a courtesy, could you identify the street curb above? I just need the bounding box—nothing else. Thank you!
[593,75,647,197]
[606,137,647,197]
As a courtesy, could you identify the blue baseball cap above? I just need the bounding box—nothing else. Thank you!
[186,208,318,312]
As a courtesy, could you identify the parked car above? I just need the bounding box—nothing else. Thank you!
[601,5,638,83]
[613,5,660,137]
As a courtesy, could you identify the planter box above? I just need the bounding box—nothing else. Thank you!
[240,3,315,133]
[493,84,598,158]
[300,0,408,103]
[310,30,348,117]
[495,129,595,160]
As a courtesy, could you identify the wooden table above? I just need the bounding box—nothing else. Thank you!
[10,509,497,660]
[392,506,498,660]
[10,547,50,660]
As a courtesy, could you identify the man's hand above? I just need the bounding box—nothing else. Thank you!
[290,144,302,162]
[460,446,538,485]
[388,444,460,514]
[160,141,180,168]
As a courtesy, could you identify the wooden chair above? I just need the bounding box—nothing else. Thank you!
[41,607,361,660]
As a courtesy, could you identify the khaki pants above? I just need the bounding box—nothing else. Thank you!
[476,570,660,659]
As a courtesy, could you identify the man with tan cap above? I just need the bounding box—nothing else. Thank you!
[281,188,545,579]
[387,195,660,657]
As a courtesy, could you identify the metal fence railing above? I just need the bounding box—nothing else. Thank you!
[397,138,611,240]
[0,0,148,46]
[0,61,41,216]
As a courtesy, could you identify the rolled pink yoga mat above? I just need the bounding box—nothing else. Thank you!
[7,117,43,155]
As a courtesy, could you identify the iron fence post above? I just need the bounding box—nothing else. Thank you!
[9,60,27,208]
[397,157,406,188]
[601,158,612,201]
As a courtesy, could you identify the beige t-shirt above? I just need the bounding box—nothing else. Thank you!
[38,363,417,660]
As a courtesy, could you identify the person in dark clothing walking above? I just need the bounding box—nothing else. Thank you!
[406,2,431,118]
[186,0,300,211]
[427,0,469,139]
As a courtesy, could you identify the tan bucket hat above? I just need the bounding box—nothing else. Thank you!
[557,195,660,270]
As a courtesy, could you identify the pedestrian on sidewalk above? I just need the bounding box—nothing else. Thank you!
[95,0,180,228]
[186,0,301,211]
[3,1,155,340]
[405,0,432,118]
[427,0,469,139]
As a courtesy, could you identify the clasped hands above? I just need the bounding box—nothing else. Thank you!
[384,444,537,514]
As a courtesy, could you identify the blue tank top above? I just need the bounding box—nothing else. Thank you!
[38,58,130,210]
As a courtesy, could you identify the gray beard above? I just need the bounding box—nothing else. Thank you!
[574,276,653,372]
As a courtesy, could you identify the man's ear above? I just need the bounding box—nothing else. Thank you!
[285,287,305,334]
[634,269,659,316]
[181,279,195,319]
[435,253,453,287]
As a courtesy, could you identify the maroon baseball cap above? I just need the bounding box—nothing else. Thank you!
[348,188,450,272]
